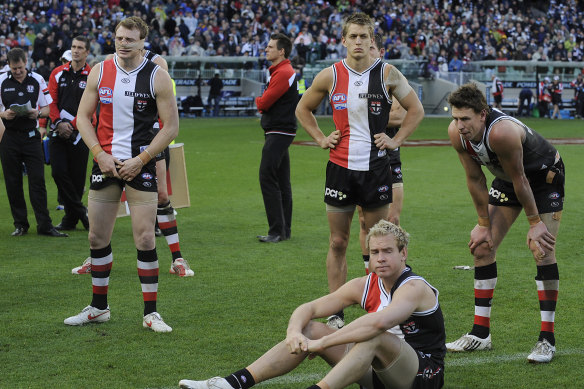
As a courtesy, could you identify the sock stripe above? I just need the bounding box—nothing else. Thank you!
[473,315,490,327]
[138,268,160,277]
[474,289,495,298]
[537,289,559,300]
[541,321,555,332]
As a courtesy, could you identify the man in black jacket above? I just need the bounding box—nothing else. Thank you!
[255,33,299,243]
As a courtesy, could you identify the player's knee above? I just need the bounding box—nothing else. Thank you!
[329,235,349,253]
[472,242,494,262]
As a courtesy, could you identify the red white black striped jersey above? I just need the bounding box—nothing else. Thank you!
[460,108,560,182]
[329,59,392,171]
[361,266,446,363]
[96,56,159,160]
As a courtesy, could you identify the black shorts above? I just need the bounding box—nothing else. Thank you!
[488,159,565,213]
[412,352,444,389]
[89,159,158,192]
[391,161,403,185]
[324,160,392,208]
[493,95,502,104]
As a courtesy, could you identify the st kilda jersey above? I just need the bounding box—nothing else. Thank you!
[361,266,446,364]
[97,56,159,160]
[460,108,559,183]
[329,59,392,171]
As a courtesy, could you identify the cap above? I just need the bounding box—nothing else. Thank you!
[544,77,550,82]
[553,75,559,81]
[61,50,72,62]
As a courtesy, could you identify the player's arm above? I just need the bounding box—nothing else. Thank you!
[448,122,493,252]
[489,122,555,255]
[387,99,406,128]
[378,65,424,149]
[306,280,429,354]
[295,67,339,149]
[286,277,365,354]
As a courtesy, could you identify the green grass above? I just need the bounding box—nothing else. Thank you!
[0,116,582,388]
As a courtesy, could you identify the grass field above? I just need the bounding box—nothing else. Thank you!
[0,116,582,388]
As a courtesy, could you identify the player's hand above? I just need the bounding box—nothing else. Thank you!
[96,152,122,179]
[27,109,39,120]
[469,224,494,254]
[285,331,309,355]
[56,122,74,139]
[117,156,144,181]
[527,221,555,259]
[374,132,398,150]
[305,338,325,356]
[319,130,340,149]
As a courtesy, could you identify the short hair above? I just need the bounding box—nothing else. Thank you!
[342,12,374,39]
[72,35,90,51]
[366,220,410,252]
[270,33,292,59]
[373,33,383,51]
[448,83,490,114]
[115,16,149,40]
[7,48,26,64]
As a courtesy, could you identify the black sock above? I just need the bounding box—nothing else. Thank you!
[306,386,321,389]
[224,368,255,389]
[334,310,344,320]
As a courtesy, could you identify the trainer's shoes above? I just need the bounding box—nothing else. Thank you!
[326,315,345,329]
[170,258,194,277]
[527,339,556,363]
[11,227,28,236]
[143,312,172,333]
[38,227,68,237]
[72,257,92,274]
[179,377,232,389]
[64,305,110,326]
[446,333,492,352]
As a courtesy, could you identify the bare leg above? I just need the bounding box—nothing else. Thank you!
[325,211,353,293]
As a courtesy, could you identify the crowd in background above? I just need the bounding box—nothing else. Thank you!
[1,0,584,81]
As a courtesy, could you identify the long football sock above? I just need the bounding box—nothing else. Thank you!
[363,254,370,275]
[157,201,183,262]
[137,248,159,316]
[535,263,559,346]
[224,368,256,389]
[470,262,497,339]
[90,244,113,310]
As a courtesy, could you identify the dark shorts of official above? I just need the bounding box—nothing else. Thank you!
[552,93,562,105]
[493,95,502,104]
[324,160,392,208]
[89,160,158,192]
[488,158,565,214]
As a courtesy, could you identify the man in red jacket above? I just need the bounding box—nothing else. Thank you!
[47,36,92,231]
[255,33,299,243]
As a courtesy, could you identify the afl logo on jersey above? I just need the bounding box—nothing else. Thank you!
[332,93,347,110]
[377,185,389,193]
[99,87,113,104]
[141,172,153,180]
[79,81,87,89]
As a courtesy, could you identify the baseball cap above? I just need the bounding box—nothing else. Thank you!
[61,50,72,62]
[553,75,559,81]
[544,77,550,82]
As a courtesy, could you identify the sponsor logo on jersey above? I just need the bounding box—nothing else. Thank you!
[79,81,87,89]
[551,201,560,207]
[354,81,363,86]
[325,187,347,200]
[3,87,15,91]
[488,188,509,203]
[143,181,152,188]
[393,166,401,175]
[99,87,113,104]
[377,185,389,193]
[125,91,151,98]
[370,100,381,115]
[27,85,35,93]
[121,77,130,84]
[18,92,24,96]
[141,172,153,180]
[359,93,384,99]
[548,192,560,199]
[401,320,419,335]
[380,194,389,200]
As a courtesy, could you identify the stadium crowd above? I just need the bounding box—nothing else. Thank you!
[1,0,584,80]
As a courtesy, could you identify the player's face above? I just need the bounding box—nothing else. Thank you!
[115,26,144,59]
[451,107,487,142]
[369,234,406,278]
[71,39,89,63]
[265,39,283,62]
[342,23,372,60]
[369,44,380,60]
[8,59,27,82]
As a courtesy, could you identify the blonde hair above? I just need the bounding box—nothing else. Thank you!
[366,220,410,252]
[342,12,374,39]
